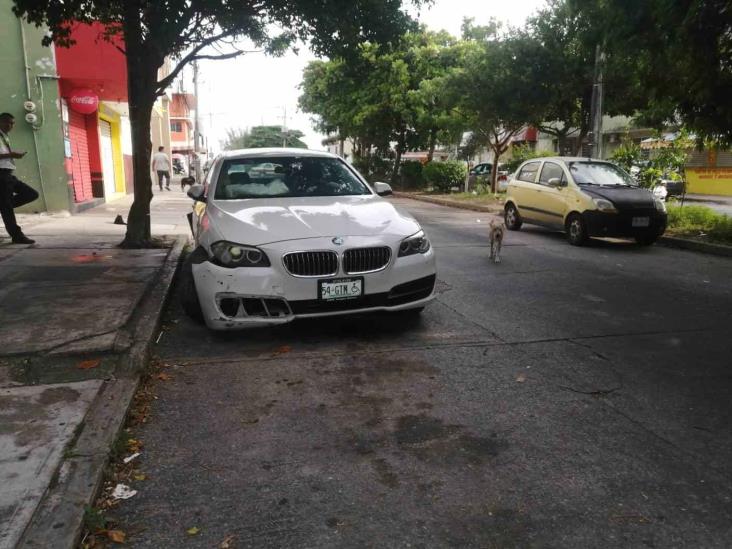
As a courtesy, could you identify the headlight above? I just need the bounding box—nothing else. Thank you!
[210,241,270,268]
[398,230,431,257]
[592,197,618,213]
[654,198,667,213]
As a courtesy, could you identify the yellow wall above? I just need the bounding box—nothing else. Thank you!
[686,168,732,196]
[98,105,126,194]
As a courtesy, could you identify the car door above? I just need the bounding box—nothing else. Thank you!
[533,161,570,227]
[511,161,542,221]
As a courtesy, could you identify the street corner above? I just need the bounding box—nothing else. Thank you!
[0,380,103,549]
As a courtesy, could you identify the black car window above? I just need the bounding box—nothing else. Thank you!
[517,161,540,183]
[538,162,565,186]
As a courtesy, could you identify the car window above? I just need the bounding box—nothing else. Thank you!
[538,162,565,186]
[517,161,540,183]
[214,156,371,200]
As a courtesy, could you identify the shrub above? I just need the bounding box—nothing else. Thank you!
[399,160,424,189]
[423,160,467,193]
[666,204,732,243]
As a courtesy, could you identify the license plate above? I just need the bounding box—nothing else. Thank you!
[632,216,650,227]
[319,278,363,301]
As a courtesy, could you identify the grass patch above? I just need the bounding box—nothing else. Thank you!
[666,204,732,244]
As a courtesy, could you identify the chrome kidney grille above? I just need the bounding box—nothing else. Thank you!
[283,251,338,277]
[343,247,391,274]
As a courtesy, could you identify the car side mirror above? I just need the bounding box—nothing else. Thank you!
[187,184,206,202]
[374,182,393,196]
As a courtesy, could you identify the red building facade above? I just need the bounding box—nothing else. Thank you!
[55,23,131,208]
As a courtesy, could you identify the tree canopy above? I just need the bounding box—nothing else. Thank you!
[569,0,732,145]
[222,126,308,150]
[12,0,421,246]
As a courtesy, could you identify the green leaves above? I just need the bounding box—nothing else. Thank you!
[222,126,308,150]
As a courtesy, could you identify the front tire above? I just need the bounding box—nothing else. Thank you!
[505,203,522,230]
[179,253,204,323]
[566,213,588,246]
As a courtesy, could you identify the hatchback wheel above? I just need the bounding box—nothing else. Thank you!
[505,203,522,230]
[566,213,588,246]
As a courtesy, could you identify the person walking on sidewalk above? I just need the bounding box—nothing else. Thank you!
[0,113,38,245]
[152,146,171,191]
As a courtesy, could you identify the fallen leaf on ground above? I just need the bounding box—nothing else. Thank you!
[220,534,235,548]
[133,473,146,481]
[272,345,292,356]
[127,438,143,453]
[78,359,101,370]
[157,372,172,381]
[187,527,200,536]
[516,373,527,383]
[107,530,126,543]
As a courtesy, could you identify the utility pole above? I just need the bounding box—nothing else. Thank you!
[589,44,605,159]
[192,60,202,181]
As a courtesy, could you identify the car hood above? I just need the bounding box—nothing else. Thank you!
[580,185,656,209]
[208,195,422,245]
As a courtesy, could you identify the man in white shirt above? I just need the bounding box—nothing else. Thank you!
[0,112,38,244]
[151,146,171,191]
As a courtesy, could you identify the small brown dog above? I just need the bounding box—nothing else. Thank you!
[489,218,505,263]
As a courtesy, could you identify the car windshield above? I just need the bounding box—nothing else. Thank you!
[569,162,636,187]
[214,156,371,200]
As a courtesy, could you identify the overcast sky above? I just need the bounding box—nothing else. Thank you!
[194,0,547,153]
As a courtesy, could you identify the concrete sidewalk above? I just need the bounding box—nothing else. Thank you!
[0,190,191,548]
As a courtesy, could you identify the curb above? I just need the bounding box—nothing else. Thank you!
[658,235,732,258]
[392,192,504,214]
[17,236,188,549]
[395,193,732,258]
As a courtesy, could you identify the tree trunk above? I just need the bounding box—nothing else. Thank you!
[391,128,406,185]
[426,127,437,162]
[576,88,593,156]
[120,6,161,248]
[490,146,500,193]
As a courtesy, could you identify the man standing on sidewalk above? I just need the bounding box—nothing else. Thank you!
[152,146,171,191]
[0,113,38,244]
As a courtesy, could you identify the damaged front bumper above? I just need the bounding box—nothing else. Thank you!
[192,245,436,330]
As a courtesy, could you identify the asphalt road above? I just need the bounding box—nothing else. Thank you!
[112,198,732,548]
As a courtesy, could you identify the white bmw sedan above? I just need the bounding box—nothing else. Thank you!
[181,148,437,330]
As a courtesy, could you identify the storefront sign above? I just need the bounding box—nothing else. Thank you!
[686,167,732,196]
[68,89,99,114]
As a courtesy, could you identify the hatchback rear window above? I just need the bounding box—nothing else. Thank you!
[214,156,371,199]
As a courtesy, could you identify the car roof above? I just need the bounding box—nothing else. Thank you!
[522,156,613,164]
[219,148,336,159]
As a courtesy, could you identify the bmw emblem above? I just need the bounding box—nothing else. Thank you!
[332,236,344,246]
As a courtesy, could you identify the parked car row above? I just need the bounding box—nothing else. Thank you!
[181,151,668,331]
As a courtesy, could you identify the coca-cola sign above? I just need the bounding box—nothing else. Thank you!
[68,88,99,115]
